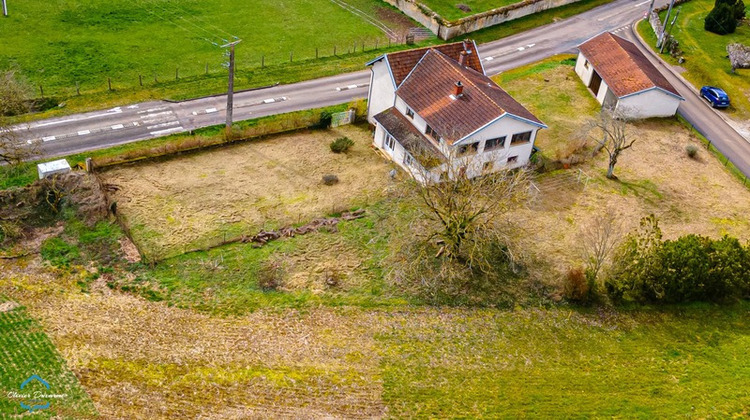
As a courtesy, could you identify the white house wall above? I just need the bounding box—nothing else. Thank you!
[574,52,594,86]
[456,115,540,177]
[367,60,397,124]
[616,89,681,119]
[373,123,434,184]
[596,80,610,104]
[394,96,430,134]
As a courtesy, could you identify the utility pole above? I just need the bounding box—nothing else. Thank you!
[646,0,655,20]
[660,8,680,54]
[657,0,676,48]
[2,0,8,17]
[222,39,241,130]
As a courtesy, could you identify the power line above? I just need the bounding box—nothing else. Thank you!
[133,0,229,47]
[159,0,237,41]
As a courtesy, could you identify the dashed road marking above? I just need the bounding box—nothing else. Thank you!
[137,106,169,114]
[77,130,90,136]
[127,105,140,109]
[146,121,180,130]
[111,124,124,130]
[42,136,56,142]
[150,126,184,137]
[140,111,173,119]
[335,83,369,91]
[206,107,218,113]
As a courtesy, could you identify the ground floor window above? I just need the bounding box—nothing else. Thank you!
[484,136,506,151]
[404,153,414,167]
[384,134,395,151]
[507,156,518,163]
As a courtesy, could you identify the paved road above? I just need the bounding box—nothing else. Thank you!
[16,0,750,180]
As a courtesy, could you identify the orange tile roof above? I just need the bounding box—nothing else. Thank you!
[578,32,681,98]
[374,40,484,86]
[395,49,544,144]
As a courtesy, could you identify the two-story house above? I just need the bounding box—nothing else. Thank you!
[366,40,546,183]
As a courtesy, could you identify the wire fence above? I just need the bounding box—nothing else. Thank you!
[30,36,420,102]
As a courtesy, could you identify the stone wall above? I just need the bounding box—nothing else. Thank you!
[383,0,587,40]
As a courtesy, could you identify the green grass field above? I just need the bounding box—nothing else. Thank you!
[0,0,390,104]
[380,304,750,418]
[420,0,522,20]
[0,303,96,418]
[638,0,750,118]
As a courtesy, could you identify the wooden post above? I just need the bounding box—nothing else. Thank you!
[333,45,336,56]
[175,67,179,80]
[139,74,143,87]
[108,77,112,91]
[154,74,158,83]
[39,85,44,98]
[290,51,293,62]
[76,81,80,95]
[261,55,264,68]
[205,63,209,74]
[316,47,318,59]
[362,41,364,52]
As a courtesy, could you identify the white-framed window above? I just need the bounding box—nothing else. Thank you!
[584,59,590,70]
[511,131,532,145]
[406,107,414,119]
[425,124,438,139]
[484,136,506,151]
[457,142,479,156]
[384,134,395,151]
[404,153,414,166]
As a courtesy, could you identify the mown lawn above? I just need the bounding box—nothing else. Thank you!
[0,0,394,112]
[0,302,96,418]
[638,0,750,119]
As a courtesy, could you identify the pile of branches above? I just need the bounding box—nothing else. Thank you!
[728,43,750,71]
[241,209,366,247]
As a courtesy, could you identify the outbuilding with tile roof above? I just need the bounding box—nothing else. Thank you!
[575,32,684,119]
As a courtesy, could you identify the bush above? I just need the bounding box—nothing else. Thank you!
[322,174,339,185]
[715,0,746,20]
[40,237,80,268]
[257,260,284,290]
[330,136,355,154]
[606,215,750,303]
[563,267,590,303]
[686,144,699,158]
[318,110,333,129]
[705,2,738,34]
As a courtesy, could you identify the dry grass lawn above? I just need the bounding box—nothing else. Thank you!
[101,125,391,261]
[492,59,750,282]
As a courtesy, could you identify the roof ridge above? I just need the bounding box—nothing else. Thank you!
[432,49,504,111]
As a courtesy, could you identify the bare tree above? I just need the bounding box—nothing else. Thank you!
[0,123,37,165]
[586,109,636,179]
[405,149,530,270]
[578,210,623,286]
[0,70,31,117]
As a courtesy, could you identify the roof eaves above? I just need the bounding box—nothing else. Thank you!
[366,54,386,67]
[618,86,685,101]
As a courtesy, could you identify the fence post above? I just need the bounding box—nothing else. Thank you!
[75,81,80,95]
[261,55,265,68]
[362,41,364,52]
[290,51,293,62]
[39,85,44,98]
[154,73,158,83]
[205,63,209,74]
[334,45,336,56]
[139,75,143,87]
[175,67,179,80]
[316,47,318,59]
[108,77,112,91]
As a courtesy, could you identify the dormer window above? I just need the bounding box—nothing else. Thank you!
[406,107,414,119]
[425,124,438,139]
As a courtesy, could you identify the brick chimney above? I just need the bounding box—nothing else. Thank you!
[453,81,464,97]
[458,50,468,66]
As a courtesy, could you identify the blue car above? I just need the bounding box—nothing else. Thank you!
[700,86,730,108]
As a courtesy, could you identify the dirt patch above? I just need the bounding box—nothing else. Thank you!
[100,126,392,261]
[0,301,20,312]
[118,237,141,263]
